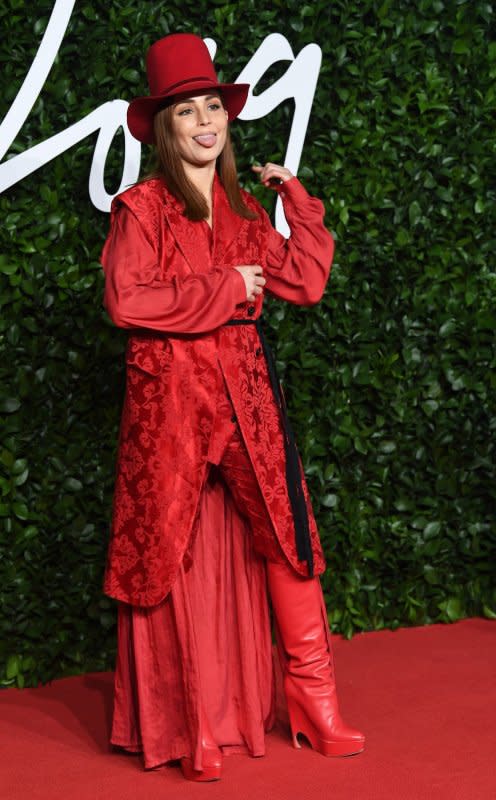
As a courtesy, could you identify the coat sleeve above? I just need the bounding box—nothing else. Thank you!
[259,178,335,305]
[101,205,247,334]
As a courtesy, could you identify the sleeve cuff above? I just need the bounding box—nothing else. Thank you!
[277,176,311,204]
[231,268,248,304]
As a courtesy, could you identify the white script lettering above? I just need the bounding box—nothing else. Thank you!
[0,0,322,236]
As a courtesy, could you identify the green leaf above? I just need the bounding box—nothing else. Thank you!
[6,655,20,680]
[0,263,18,275]
[439,597,463,622]
[0,398,21,413]
[12,502,30,520]
[63,478,83,491]
[408,201,422,226]
[321,493,339,508]
[424,521,441,539]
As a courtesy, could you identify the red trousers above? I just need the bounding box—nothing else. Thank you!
[110,389,288,769]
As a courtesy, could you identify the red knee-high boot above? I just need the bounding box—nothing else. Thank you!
[267,561,365,757]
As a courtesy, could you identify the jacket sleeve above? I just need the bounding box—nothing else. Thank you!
[101,205,247,334]
[260,178,335,305]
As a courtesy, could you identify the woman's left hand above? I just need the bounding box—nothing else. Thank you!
[252,162,294,189]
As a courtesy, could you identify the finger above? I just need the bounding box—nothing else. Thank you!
[253,162,275,183]
[260,171,285,188]
[265,169,290,183]
[261,164,292,184]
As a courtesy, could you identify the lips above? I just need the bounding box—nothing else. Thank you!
[193,133,217,148]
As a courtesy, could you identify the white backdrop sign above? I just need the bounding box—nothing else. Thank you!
[0,0,322,236]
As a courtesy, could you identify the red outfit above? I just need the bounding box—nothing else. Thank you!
[102,173,336,769]
[111,421,280,768]
[101,174,334,607]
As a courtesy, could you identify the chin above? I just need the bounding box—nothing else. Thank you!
[188,149,223,167]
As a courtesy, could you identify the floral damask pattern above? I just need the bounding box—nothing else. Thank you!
[101,174,334,606]
[218,323,326,576]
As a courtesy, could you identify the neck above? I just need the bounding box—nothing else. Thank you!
[182,160,216,207]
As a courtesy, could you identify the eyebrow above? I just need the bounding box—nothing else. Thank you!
[174,94,220,105]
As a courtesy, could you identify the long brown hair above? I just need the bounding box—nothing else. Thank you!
[148,101,257,222]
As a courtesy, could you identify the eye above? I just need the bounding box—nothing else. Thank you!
[177,107,193,116]
[208,102,221,111]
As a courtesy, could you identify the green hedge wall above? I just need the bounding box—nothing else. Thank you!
[1,0,495,688]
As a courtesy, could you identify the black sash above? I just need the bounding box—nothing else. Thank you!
[224,317,314,576]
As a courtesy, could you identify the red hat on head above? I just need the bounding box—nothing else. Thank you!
[127,33,250,144]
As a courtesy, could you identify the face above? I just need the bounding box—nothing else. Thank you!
[170,92,229,168]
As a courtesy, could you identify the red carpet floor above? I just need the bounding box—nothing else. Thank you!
[1,618,495,800]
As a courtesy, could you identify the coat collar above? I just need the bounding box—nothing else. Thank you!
[160,172,250,272]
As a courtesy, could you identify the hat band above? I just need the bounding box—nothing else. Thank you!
[158,75,217,96]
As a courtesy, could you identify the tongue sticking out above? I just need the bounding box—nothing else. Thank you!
[194,134,217,148]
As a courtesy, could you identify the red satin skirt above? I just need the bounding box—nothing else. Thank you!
[109,465,278,770]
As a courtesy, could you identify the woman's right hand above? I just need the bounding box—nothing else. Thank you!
[234,265,266,302]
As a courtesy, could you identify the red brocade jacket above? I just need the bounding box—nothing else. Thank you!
[101,173,334,607]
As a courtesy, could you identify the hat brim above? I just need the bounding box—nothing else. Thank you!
[127,82,250,144]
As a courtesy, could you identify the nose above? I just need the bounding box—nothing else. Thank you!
[196,105,210,125]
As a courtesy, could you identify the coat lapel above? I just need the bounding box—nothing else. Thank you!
[161,173,250,273]
[161,184,202,274]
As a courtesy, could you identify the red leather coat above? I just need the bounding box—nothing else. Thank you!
[101,173,334,606]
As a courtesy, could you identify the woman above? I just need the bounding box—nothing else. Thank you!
[101,33,364,781]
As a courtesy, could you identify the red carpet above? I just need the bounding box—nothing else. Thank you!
[1,618,495,800]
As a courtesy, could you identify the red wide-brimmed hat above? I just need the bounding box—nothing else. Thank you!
[127,33,250,144]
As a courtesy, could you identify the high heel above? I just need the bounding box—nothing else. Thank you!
[179,710,223,781]
[267,561,365,758]
[287,691,364,757]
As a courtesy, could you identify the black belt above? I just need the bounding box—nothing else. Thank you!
[224,317,314,576]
